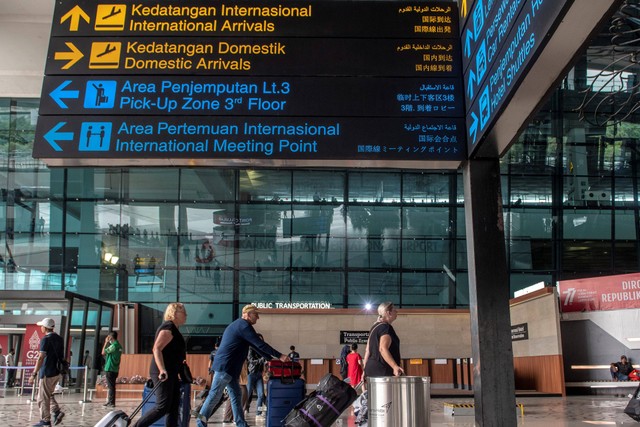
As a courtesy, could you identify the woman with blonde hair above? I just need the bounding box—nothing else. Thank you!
[134,302,188,427]
[363,302,404,377]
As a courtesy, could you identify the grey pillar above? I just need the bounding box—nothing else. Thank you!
[463,158,516,426]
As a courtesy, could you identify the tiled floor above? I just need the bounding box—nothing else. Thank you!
[1,390,639,426]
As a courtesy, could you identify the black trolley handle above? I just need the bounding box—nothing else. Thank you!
[127,378,164,423]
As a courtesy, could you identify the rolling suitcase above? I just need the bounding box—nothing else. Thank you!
[283,373,358,427]
[141,380,191,427]
[624,383,640,421]
[94,380,162,427]
[267,378,306,427]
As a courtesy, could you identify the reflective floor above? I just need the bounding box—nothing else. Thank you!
[1,391,639,426]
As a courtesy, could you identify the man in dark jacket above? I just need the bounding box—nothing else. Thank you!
[31,318,65,427]
[197,305,289,427]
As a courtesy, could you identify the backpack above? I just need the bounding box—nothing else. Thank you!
[339,344,351,379]
[340,356,349,379]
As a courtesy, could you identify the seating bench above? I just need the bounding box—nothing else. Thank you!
[566,381,639,388]
[566,380,639,395]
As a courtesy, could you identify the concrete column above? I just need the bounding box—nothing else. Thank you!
[463,158,516,426]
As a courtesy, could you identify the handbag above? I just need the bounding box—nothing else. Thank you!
[179,361,193,383]
[624,384,640,421]
[53,340,70,376]
[57,358,70,376]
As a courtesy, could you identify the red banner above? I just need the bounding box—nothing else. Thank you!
[20,324,45,367]
[558,273,640,312]
[0,336,8,355]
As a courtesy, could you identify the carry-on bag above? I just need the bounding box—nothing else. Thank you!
[266,360,303,382]
[94,379,162,427]
[141,380,191,427]
[267,377,306,427]
[283,373,357,427]
[624,383,640,422]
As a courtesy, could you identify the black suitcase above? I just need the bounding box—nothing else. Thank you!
[624,384,640,421]
[283,373,357,427]
[94,380,162,427]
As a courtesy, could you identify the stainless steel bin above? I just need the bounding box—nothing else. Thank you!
[368,376,430,426]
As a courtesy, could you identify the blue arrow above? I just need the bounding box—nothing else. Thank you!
[50,80,79,109]
[464,28,474,58]
[469,111,479,145]
[44,122,74,151]
[467,69,476,100]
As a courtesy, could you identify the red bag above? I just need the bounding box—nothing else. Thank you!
[267,360,302,380]
[630,369,640,381]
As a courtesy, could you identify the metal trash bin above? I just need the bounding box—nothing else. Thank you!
[368,376,430,426]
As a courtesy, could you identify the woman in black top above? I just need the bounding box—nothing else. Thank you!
[134,302,188,427]
[363,302,404,377]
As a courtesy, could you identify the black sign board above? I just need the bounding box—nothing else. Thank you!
[51,1,458,38]
[35,0,466,167]
[44,37,459,77]
[340,331,370,345]
[511,322,529,341]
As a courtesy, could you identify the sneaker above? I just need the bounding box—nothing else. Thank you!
[32,421,51,427]
[53,411,65,425]
[103,403,115,408]
[190,411,207,423]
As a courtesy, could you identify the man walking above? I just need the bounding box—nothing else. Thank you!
[197,305,290,427]
[31,318,65,426]
[6,348,16,387]
[101,331,122,408]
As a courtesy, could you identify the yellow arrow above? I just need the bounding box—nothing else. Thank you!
[60,5,90,31]
[461,0,469,18]
[54,42,84,70]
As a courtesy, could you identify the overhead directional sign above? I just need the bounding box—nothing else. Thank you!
[45,37,459,76]
[461,0,571,154]
[35,115,465,161]
[35,0,466,168]
[50,1,457,38]
[40,76,462,117]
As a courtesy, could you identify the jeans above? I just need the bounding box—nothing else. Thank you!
[197,371,247,427]
[611,366,630,381]
[245,372,265,415]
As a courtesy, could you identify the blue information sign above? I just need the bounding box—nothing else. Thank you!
[40,76,463,118]
[34,115,466,162]
[461,0,570,154]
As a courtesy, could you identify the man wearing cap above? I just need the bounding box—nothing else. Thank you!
[197,305,289,427]
[101,331,123,408]
[31,318,65,426]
